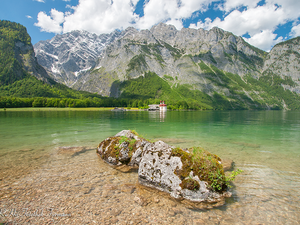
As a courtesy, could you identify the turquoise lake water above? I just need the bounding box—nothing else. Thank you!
[0,110,299,224]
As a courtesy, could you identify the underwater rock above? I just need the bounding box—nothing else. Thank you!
[97,130,231,205]
[222,159,234,172]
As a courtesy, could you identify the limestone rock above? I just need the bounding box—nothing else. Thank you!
[138,141,183,199]
[97,130,148,168]
[34,30,122,90]
[262,37,300,94]
[138,141,228,203]
[14,40,52,84]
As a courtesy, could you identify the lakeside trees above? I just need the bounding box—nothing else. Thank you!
[0,96,214,110]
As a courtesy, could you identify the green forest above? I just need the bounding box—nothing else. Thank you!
[0,20,32,85]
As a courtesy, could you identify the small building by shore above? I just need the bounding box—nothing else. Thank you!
[148,104,160,111]
[148,101,167,111]
[159,101,167,112]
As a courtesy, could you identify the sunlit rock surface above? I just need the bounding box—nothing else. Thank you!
[97,130,231,206]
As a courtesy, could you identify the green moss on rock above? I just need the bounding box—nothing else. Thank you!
[97,130,147,166]
[171,146,226,192]
[180,177,200,191]
[97,136,121,162]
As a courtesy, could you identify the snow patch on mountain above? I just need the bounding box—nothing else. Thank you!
[34,29,123,87]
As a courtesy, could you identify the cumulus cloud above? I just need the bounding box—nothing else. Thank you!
[190,4,286,36]
[166,19,184,30]
[63,0,139,34]
[190,0,300,50]
[34,9,65,33]
[35,0,216,35]
[244,30,283,51]
[34,0,45,2]
[267,0,300,20]
[136,0,215,30]
[26,15,33,19]
[218,0,261,12]
[290,23,300,37]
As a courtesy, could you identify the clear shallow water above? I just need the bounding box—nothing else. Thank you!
[0,110,299,224]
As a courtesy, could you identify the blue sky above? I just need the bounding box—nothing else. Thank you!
[1,0,300,51]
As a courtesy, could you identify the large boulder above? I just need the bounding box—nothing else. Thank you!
[97,130,149,169]
[138,141,230,203]
[97,130,231,205]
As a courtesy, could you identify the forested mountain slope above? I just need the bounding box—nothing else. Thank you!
[0,20,102,100]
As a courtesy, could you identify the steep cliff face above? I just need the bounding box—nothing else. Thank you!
[262,37,300,93]
[0,20,52,85]
[14,40,52,83]
[150,23,265,77]
[34,30,122,87]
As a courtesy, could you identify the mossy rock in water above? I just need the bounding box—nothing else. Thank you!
[97,130,233,206]
[97,130,149,169]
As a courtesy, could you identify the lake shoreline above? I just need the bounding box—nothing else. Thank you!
[3,107,299,112]
[1,107,141,111]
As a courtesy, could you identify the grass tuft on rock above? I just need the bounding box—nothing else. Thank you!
[171,146,228,192]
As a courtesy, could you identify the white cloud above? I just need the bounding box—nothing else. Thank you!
[190,5,287,36]
[166,19,184,30]
[219,0,261,12]
[244,30,283,51]
[26,15,32,19]
[190,0,300,51]
[266,0,300,20]
[34,0,45,3]
[290,23,300,37]
[136,0,216,30]
[35,0,216,35]
[63,0,71,2]
[34,9,65,33]
[63,0,139,34]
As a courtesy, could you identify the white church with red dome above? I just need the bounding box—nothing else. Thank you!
[159,100,167,111]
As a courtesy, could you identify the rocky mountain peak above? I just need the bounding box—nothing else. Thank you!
[34,29,123,86]
[150,23,178,43]
[262,36,300,93]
